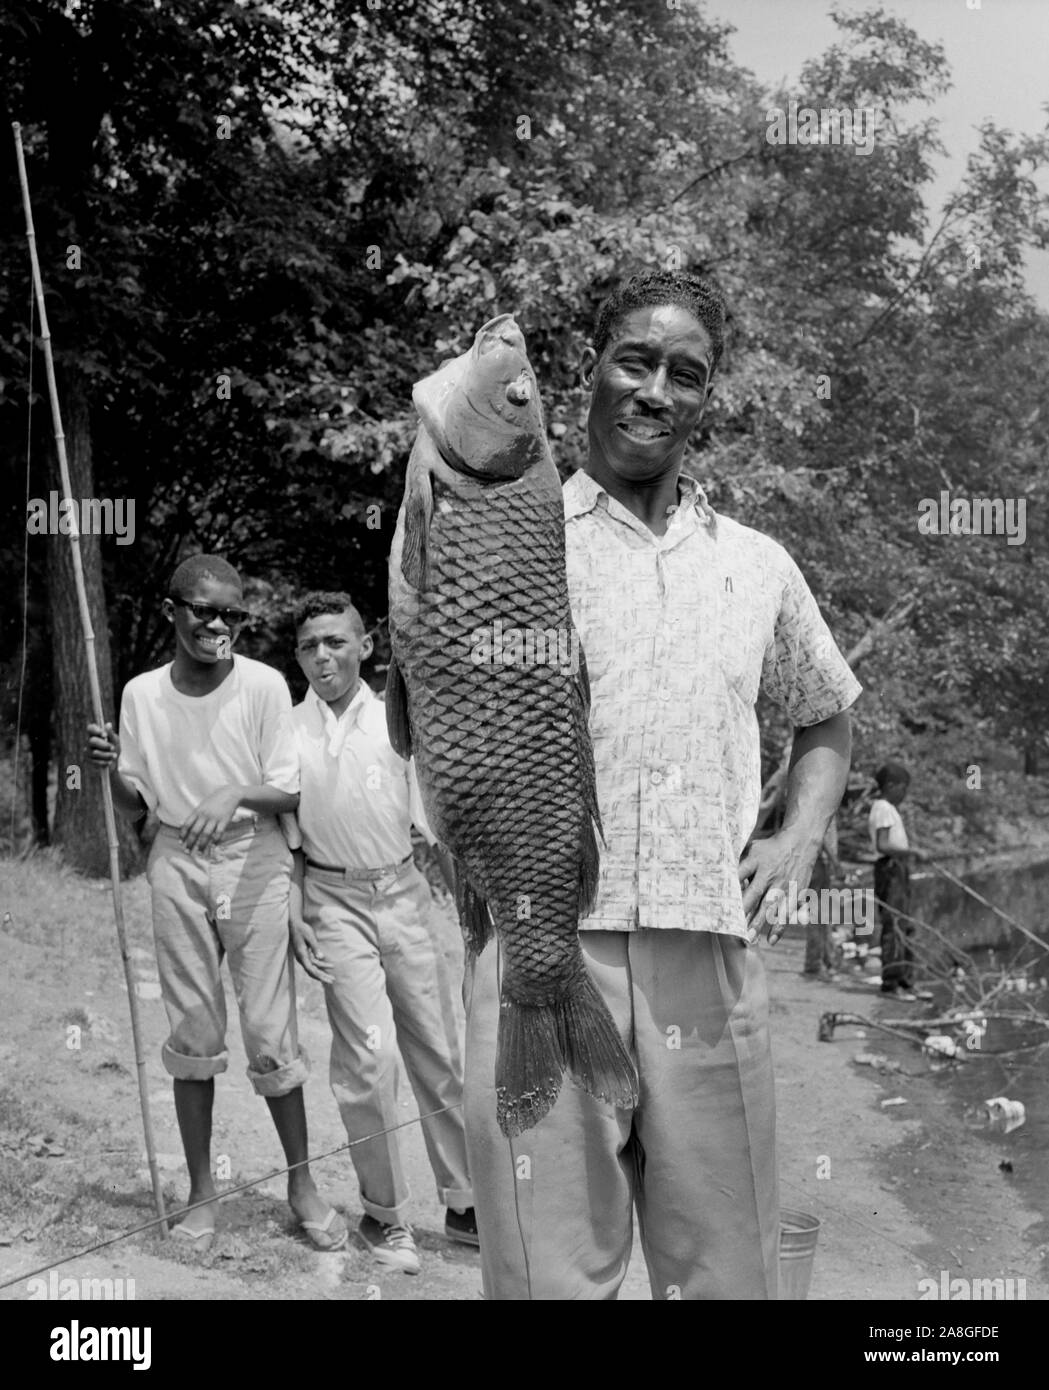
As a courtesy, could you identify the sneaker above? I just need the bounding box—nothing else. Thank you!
[357,1215,420,1275]
[445,1206,480,1247]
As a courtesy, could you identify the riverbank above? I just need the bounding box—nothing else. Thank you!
[0,855,1043,1301]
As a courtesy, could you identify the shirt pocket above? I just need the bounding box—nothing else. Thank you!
[714,569,771,706]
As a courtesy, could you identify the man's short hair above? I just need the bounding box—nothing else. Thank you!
[168,554,242,600]
[875,761,911,792]
[293,590,366,638]
[592,270,726,372]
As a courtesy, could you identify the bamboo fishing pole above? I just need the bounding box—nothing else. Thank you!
[11,122,168,1234]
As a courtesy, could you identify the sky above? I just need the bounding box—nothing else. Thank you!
[700,0,1049,305]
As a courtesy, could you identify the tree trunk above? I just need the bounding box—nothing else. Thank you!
[29,709,51,846]
[27,603,53,846]
[45,371,139,874]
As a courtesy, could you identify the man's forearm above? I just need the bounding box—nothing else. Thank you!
[236,785,300,816]
[290,848,307,927]
[780,710,852,850]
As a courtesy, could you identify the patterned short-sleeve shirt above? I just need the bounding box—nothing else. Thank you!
[564,468,862,940]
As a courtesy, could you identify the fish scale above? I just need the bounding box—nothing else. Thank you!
[387,314,639,1136]
[408,478,577,978]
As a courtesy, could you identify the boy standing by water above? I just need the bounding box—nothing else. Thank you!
[285,591,475,1275]
[87,554,345,1252]
[869,761,930,1001]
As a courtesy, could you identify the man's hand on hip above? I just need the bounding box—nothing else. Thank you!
[738,832,821,945]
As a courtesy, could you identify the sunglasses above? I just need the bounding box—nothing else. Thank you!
[169,598,251,627]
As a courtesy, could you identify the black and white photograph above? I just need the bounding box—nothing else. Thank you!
[1,0,1046,1345]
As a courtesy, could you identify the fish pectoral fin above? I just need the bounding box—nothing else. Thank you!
[456,872,493,956]
[573,647,605,856]
[385,653,413,759]
[400,431,436,590]
[577,642,592,716]
[578,814,601,919]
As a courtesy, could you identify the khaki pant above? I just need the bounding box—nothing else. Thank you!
[148,820,308,1096]
[464,929,779,1300]
[304,861,472,1223]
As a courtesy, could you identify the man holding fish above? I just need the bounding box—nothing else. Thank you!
[388,270,860,1299]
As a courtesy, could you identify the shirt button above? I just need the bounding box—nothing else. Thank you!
[650,770,663,785]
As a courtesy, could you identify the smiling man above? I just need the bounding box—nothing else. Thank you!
[462,270,861,1300]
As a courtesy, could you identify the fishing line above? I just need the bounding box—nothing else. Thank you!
[927,857,1049,958]
[867,889,1044,1006]
[0,1103,460,1291]
[9,284,35,854]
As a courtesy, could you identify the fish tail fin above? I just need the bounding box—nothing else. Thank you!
[495,975,638,1138]
[558,972,638,1111]
[456,872,493,956]
[385,654,413,759]
[496,1000,565,1138]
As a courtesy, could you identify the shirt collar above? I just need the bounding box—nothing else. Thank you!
[563,467,717,531]
[306,679,372,756]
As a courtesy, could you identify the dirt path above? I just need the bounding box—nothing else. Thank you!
[0,858,1043,1301]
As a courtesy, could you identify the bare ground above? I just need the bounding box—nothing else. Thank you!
[0,855,1043,1301]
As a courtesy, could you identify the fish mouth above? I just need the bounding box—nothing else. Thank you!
[617,417,672,442]
[477,314,525,356]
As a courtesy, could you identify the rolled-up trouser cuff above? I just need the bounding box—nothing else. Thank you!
[248,1048,310,1097]
[361,1190,412,1226]
[439,1186,474,1209]
[162,1042,228,1081]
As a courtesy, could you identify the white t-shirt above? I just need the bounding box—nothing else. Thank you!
[283,681,436,868]
[868,798,909,855]
[118,656,299,826]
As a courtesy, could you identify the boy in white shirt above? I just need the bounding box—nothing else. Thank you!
[868,761,929,1000]
[87,554,345,1252]
[286,592,475,1276]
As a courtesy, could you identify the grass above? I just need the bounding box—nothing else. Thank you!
[0,853,402,1294]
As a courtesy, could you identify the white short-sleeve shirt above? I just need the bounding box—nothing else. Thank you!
[118,655,299,826]
[282,681,436,868]
[868,798,909,855]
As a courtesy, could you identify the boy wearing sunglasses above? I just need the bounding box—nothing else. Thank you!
[87,553,346,1253]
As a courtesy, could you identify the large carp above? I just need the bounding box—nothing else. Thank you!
[386,314,638,1137]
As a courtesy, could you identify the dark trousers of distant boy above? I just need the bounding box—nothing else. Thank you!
[875,856,913,992]
[802,850,835,976]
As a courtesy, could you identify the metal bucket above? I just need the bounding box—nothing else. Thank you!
[779,1209,821,1300]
